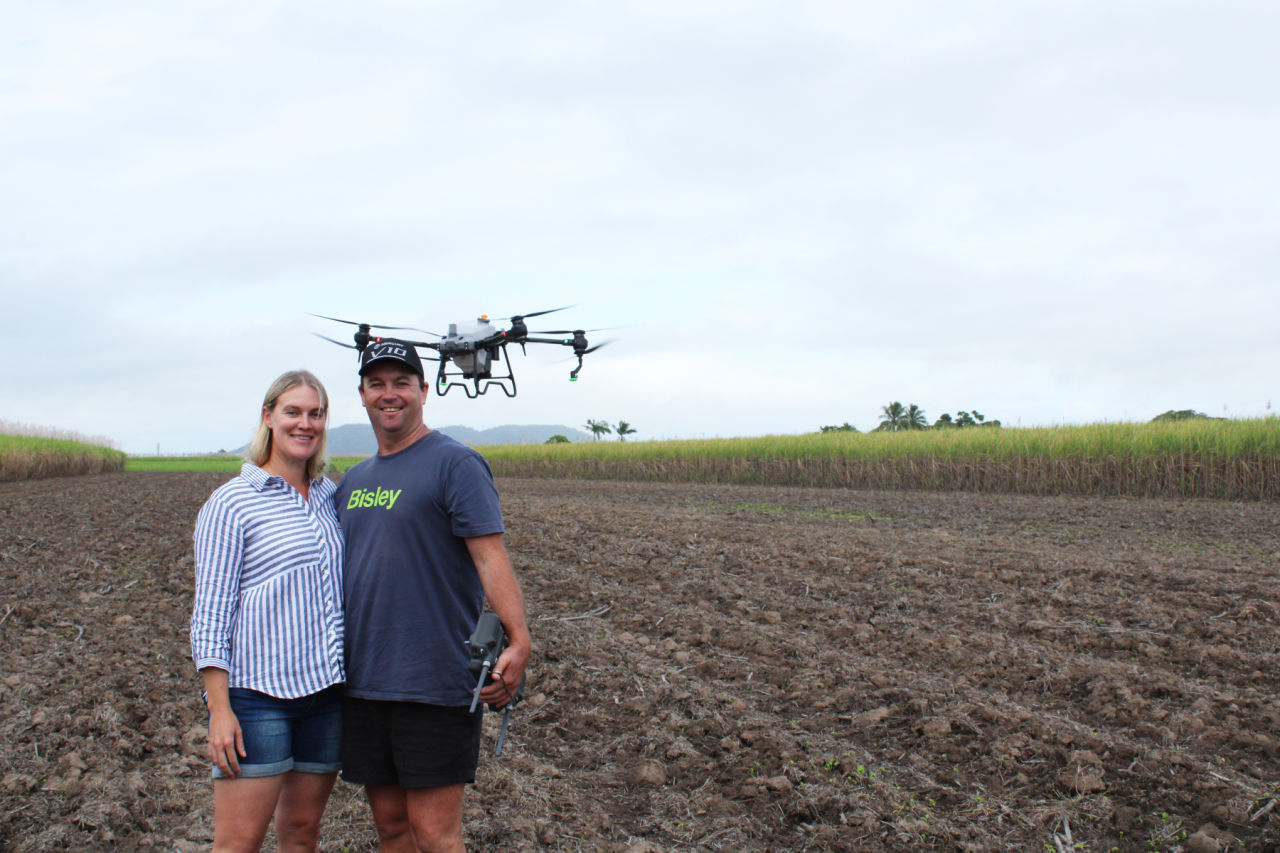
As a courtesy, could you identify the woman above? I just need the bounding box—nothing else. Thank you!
[190,370,345,852]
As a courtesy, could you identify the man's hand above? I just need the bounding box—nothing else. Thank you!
[466,533,531,708]
[480,648,525,708]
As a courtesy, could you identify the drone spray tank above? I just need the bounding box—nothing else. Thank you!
[446,318,496,377]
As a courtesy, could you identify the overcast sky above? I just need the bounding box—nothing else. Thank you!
[3,1,1277,454]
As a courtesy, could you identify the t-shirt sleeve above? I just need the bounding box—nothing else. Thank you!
[443,451,505,538]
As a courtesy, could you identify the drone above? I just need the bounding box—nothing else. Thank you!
[311,308,610,398]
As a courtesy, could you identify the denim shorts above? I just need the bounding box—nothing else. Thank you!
[211,685,342,779]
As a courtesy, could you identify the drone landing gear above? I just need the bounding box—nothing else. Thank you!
[435,345,519,398]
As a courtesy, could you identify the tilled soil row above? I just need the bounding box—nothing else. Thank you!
[1,473,1278,851]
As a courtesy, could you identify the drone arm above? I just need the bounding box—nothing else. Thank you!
[520,336,577,347]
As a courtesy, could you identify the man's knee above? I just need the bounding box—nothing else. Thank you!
[408,819,464,853]
[405,786,465,853]
[365,784,412,845]
[376,823,414,847]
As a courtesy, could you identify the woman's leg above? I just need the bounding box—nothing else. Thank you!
[273,770,339,852]
[212,775,287,852]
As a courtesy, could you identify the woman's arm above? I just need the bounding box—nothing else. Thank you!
[191,493,247,777]
[190,498,244,677]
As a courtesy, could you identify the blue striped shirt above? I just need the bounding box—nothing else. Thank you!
[190,463,345,699]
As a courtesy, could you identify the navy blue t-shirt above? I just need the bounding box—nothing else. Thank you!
[335,430,505,704]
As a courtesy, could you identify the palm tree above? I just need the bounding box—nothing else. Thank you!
[877,401,907,432]
[904,404,928,430]
[615,420,637,441]
[584,419,612,441]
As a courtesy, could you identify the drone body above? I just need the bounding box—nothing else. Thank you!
[311,309,609,398]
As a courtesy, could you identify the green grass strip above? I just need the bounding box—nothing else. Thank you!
[125,454,372,474]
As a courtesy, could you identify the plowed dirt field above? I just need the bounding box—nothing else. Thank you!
[2,472,1279,851]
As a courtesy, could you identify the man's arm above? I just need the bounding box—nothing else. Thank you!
[465,532,531,706]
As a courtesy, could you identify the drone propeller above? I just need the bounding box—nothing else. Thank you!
[311,332,357,349]
[529,327,613,335]
[554,338,614,359]
[499,306,572,322]
[313,331,443,359]
[309,313,435,334]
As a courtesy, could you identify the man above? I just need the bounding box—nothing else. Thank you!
[334,339,531,853]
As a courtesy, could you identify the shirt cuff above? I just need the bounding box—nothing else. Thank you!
[194,655,230,672]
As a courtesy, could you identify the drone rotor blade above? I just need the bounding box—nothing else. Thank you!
[557,339,615,361]
[381,325,441,335]
[309,313,363,326]
[520,305,572,319]
[500,305,573,322]
[311,332,357,349]
[309,313,437,335]
[529,327,613,335]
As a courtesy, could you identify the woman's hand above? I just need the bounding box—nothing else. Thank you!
[206,704,246,777]
[200,667,245,777]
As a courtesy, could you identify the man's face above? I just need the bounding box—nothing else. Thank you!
[359,363,427,439]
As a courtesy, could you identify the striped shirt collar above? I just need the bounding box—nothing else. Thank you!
[240,462,325,493]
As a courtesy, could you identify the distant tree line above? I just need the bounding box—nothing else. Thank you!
[931,409,1000,429]
[568,420,639,442]
[820,402,1002,434]
[823,406,1243,434]
[1150,409,1218,422]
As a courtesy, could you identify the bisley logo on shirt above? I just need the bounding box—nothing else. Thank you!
[346,487,403,510]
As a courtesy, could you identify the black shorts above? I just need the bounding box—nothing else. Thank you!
[340,696,483,788]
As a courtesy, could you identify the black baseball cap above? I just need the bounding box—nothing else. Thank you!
[359,338,425,379]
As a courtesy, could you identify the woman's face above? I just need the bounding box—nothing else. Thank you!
[264,384,325,468]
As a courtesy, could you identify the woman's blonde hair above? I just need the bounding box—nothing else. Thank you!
[246,370,330,480]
